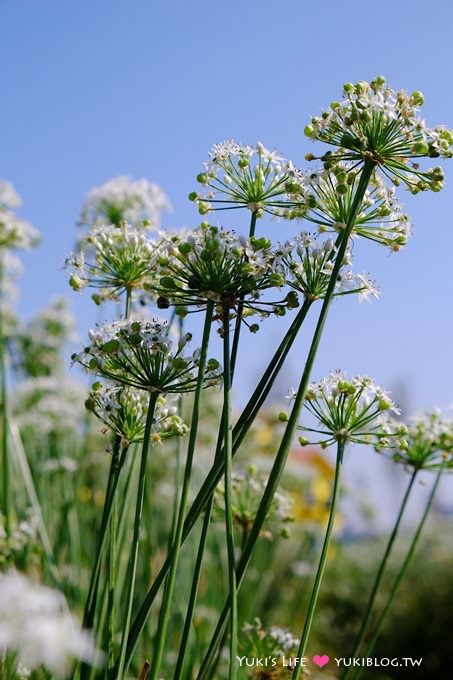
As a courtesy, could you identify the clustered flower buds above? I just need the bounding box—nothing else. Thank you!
[304,77,453,193]
[189,141,308,218]
[0,181,40,251]
[283,232,379,302]
[378,409,453,470]
[213,465,294,539]
[78,175,171,230]
[72,318,222,394]
[85,382,188,445]
[65,223,159,302]
[295,371,401,448]
[152,224,297,326]
[300,165,412,250]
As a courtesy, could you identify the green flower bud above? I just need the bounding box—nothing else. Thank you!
[411,90,424,106]
[196,173,208,184]
[304,124,315,137]
[178,242,192,255]
[188,191,198,201]
[336,183,348,195]
[172,357,188,371]
[160,276,176,289]
[103,339,120,353]
[412,141,429,155]
[298,435,310,446]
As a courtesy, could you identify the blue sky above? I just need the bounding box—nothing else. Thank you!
[2,0,453,513]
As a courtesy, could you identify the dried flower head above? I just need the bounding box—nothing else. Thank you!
[72,318,222,393]
[189,141,308,219]
[304,77,453,193]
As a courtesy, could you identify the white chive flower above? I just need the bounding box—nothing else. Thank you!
[189,141,308,218]
[0,181,40,251]
[72,318,222,394]
[304,76,453,193]
[78,175,171,230]
[0,571,102,677]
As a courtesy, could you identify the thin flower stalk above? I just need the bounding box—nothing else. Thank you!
[196,160,377,680]
[147,300,215,680]
[342,469,417,680]
[352,464,446,680]
[116,392,159,680]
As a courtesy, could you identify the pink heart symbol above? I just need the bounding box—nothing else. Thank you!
[313,654,330,668]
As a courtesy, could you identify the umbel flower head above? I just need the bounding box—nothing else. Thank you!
[189,141,308,218]
[85,382,188,445]
[283,232,379,302]
[212,465,294,539]
[304,77,453,193]
[0,180,40,250]
[65,223,158,303]
[295,371,402,448]
[151,223,297,324]
[300,165,411,251]
[72,318,222,394]
[378,409,453,470]
[0,570,102,677]
[78,175,171,230]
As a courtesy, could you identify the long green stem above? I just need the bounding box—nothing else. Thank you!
[147,301,214,680]
[0,260,11,536]
[116,392,158,680]
[196,159,376,679]
[123,301,312,668]
[222,308,237,680]
[108,493,118,673]
[292,442,344,679]
[343,468,418,680]
[353,466,444,680]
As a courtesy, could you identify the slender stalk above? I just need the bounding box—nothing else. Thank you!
[343,468,418,679]
[123,300,312,668]
[108,493,118,672]
[147,301,214,680]
[0,260,11,536]
[196,159,376,679]
[291,442,344,679]
[222,308,237,680]
[352,466,444,680]
[116,391,158,680]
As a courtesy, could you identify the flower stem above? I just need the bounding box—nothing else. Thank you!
[222,307,237,680]
[147,301,214,680]
[196,159,376,680]
[115,392,158,680]
[123,300,312,668]
[0,260,11,536]
[343,468,418,679]
[291,441,345,679]
[352,466,444,680]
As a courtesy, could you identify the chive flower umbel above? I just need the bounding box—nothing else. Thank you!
[189,141,308,218]
[0,180,40,251]
[72,318,221,393]
[85,383,188,445]
[78,175,171,230]
[295,371,401,448]
[304,77,453,193]
[65,223,159,302]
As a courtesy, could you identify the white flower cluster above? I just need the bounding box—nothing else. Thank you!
[72,318,222,394]
[154,224,288,314]
[0,181,40,251]
[284,232,379,302]
[0,571,102,677]
[380,409,453,469]
[189,141,308,218]
[86,382,188,445]
[213,466,294,539]
[301,166,412,250]
[304,76,452,192]
[242,618,299,657]
[13,376,86,437]
[66,223,159,300]
[0,510,40,568]
[78,175,171,229]
[297,371,401,448]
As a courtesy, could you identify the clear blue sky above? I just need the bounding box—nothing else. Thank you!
[2,0,453,434]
